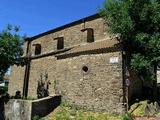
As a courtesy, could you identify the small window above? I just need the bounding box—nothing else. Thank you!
[81,28,94,43]
[34,44,41,55]
[54,37,64,50]
[87,28,94,43]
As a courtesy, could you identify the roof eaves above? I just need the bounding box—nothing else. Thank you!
[56,39,121,57]
[28,13,100,41]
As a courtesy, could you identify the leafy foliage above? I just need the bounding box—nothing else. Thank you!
[122,113,133,120]
[0,24,26,80]
[0,86,8,92]
[99,0,160,81]
[32,115,41,120]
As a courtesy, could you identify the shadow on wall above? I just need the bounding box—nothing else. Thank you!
[14,91,21,99]
[0,92,9,120]
[32,95,62,118]
[37,72,51,99]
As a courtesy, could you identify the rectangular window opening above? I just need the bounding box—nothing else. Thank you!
[33,44,41,55]
[54,37,64,50]
[81,28,94,43]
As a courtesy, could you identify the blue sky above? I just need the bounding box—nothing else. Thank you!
[0,0,104,37]
[1,0,104,74]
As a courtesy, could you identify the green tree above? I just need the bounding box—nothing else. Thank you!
[0,24,26,80]
[99,0,160,100]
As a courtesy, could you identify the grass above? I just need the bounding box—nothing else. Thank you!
[43,106,124,120]
[21,96,37,100]
[40,101,133,120]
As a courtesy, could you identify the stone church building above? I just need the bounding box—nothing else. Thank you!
[8,13,142,113]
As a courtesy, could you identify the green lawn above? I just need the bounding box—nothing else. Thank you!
[39,106,131,120]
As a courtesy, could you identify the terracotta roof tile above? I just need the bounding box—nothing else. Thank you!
[58,39,121,56]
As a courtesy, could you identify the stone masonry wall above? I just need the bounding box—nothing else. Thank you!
[9,15,112,98]
[8,65,25,97]
[56,51,124,113]
[23,17,111,57]
[28,56,57,98]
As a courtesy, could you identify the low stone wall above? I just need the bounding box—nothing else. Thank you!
[4,95,61,120]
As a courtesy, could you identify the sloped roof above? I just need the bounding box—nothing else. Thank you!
[26,13,100,41]
[57,38,121,57]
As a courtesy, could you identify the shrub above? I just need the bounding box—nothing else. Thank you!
[32,115,40,120]
[122,113,133,120]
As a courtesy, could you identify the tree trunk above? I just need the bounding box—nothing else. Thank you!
[153,64,157,102]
